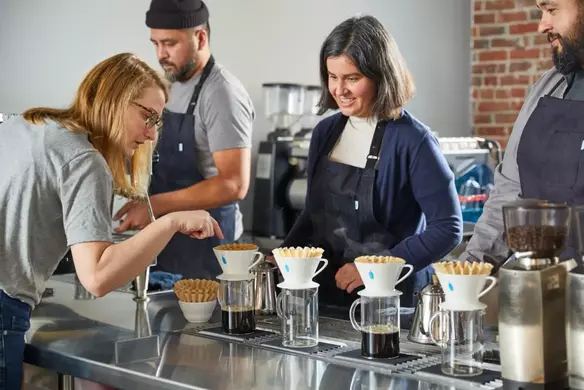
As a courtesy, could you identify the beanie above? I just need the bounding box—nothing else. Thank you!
[146,0,209,29]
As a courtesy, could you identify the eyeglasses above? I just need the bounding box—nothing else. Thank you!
[133,102,163,131]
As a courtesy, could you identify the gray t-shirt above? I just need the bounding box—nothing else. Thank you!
[166,62,255,240]
[0,117,113,308]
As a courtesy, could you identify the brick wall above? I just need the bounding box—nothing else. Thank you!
[472,0,552,147]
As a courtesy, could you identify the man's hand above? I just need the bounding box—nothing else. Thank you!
[114,201,151,232]
[335,263,363,294]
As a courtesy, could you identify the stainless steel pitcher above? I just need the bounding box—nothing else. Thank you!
[251,259,278,315]
[407,275,445,344]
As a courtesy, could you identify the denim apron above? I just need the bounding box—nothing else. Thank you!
[150,56,236,279]
[517,78,584,262]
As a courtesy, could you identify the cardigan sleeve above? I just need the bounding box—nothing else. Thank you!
[389,133,463,270]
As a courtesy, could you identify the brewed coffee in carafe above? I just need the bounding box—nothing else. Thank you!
[349,293,401,359]
[218,278,256,334]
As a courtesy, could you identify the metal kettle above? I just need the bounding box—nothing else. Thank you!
[251,258,278,315]
[407,275,445,344]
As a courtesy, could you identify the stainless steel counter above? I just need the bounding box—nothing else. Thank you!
[24,277,503,390]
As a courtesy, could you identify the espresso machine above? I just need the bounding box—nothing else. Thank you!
[439,137,502,223]
[252,83,321,240]
[498,199,576,389]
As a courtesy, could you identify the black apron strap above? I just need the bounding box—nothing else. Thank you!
[365,120,388,170]
[547,77,566,98]
[186,56,216,115]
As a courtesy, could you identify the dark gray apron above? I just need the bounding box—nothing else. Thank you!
[309,115,432,309]
[517,78,584,260]
[150,56,236,279]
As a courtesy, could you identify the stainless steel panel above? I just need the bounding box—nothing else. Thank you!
[498,265,568,384]
[24,279,500,390]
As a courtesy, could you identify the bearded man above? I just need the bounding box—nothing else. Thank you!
[115,0,255,279]
[461,0,584,265]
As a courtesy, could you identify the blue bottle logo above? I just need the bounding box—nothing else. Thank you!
[222,256,227,265]
[285,264,290,273]
[448,282,454,292]
[369,271,374,280]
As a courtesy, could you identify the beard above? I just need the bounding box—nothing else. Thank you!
[550,13,584,75]
[160,58,197,83]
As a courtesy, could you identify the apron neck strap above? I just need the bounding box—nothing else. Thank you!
[186,55,216,115]
[365,120,388,170]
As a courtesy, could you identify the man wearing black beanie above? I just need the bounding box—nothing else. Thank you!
[115,0,255,279]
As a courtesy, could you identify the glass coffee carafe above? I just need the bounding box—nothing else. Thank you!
[430,308,485,377]
[349,292,401,359]
[218,278,256,334]
[276,284,319,348]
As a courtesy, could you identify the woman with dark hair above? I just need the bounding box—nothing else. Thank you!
[278,15,463,308]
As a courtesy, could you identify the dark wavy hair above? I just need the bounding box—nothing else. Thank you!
[318,15,415,120]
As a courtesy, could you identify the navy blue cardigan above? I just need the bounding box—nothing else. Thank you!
[282,111,463,272]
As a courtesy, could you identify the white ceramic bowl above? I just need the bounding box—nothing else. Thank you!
[178,299,217,323]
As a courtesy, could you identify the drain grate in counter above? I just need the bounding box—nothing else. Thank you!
[260,338,344,356]
[418,364,501,386]
[334,349,423,367]
[197,326,278,343]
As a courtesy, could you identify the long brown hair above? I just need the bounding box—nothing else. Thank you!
[23,52,168,199]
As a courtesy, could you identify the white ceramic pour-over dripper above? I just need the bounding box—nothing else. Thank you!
[274,255,328,287]
[435,272,497,311]
[213,245,264,278]
[354,260,414,295]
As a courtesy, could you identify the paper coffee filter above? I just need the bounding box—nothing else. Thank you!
[432,261,493,275]
[214,243,258,251]
[175,290,216,303]
[173,279,219,303]
[272,246,324,259]
[174,278,219,291]
[355,255,405,264]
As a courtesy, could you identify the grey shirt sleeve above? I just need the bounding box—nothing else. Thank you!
[461,69,566,264]
[200,81,255,153]
[60,151,113,245]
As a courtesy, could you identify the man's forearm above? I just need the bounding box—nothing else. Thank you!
[151,176,246,215]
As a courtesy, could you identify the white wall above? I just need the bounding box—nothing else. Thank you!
[0,0,472,231]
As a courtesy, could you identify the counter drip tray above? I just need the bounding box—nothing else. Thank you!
[334,349,423,369]
[418,364,502,388]
[197,326,278,343]
[260,338,345,356]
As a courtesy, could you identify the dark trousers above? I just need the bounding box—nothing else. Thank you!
[0,290,31,390]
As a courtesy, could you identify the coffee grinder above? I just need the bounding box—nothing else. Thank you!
[499,199,574,389]
[252,83,305,239]
[296,85,321,139]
